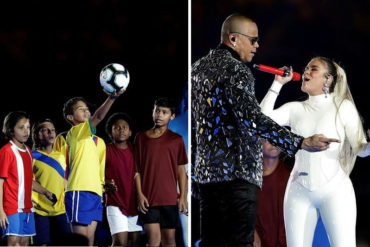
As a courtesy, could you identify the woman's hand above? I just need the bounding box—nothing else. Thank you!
[275,66,294,85]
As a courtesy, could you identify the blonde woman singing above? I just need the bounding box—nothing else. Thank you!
[260,57,370,247]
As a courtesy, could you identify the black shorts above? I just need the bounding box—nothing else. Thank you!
[139,205,178,229]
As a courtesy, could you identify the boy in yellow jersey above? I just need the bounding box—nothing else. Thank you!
[31,119,71,246]
[54,89,124,246]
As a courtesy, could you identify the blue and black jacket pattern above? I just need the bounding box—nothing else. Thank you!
[191,44,304,188]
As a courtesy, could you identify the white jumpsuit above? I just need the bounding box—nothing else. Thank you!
[260,81,370,247]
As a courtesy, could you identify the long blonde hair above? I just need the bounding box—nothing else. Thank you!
[317,57,366,174]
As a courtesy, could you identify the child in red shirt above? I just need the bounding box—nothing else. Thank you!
[105,112,142,247]
[0,111,53,246]
[135,98,188,247]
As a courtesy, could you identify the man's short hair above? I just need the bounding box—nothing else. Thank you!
[221,13,254,42]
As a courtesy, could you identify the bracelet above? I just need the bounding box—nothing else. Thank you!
[109,94,119,99]
[268,88,279,95]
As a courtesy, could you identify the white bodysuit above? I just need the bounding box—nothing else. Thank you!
[260,81,370,247]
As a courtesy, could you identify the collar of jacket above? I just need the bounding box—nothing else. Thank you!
[217,43,241,61]
[216,43,255,83]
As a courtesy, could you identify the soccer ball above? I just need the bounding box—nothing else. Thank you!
[99,63,130,93]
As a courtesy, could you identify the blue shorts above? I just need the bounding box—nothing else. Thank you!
[65,191,103,225]
[1,212,35,237]
[34,213,72,245]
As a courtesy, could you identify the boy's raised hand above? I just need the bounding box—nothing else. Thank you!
[91,88,126,128]
[103,88,125,99]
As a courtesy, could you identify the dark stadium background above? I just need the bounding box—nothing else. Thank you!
[0,1,188,246]
[2,0,370,246]
[0,1,188,142]
[192,0,370,246]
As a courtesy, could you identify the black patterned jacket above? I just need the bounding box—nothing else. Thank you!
[191,44,303,188]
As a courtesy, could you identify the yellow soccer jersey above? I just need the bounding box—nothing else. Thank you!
[63,120,106,196]
[32,150,67,216]
[54,131,68,159]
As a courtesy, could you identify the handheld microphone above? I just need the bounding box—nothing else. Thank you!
[253,64,301,81]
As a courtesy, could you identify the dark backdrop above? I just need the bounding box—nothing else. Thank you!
[0,0,188,142]
[0,1,188,246]
[192,0,370,245]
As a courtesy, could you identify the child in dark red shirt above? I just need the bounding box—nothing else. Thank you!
[254,141,291,247]
[134,97,188,247]
[105,112,142,247]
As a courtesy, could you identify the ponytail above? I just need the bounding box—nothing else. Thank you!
[331,62,366,174]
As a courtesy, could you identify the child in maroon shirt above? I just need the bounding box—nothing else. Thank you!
[105,112,142,247]
[134,97,188,247]
[254,141,291,247]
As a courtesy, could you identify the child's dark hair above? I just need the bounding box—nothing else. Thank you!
[154,97,177,115]
[105,112,133,140]
[2,111,30,140]
[32,118,55,150]
[63,97,88,124]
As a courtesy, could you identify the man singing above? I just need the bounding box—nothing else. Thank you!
[191,13,339,247]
